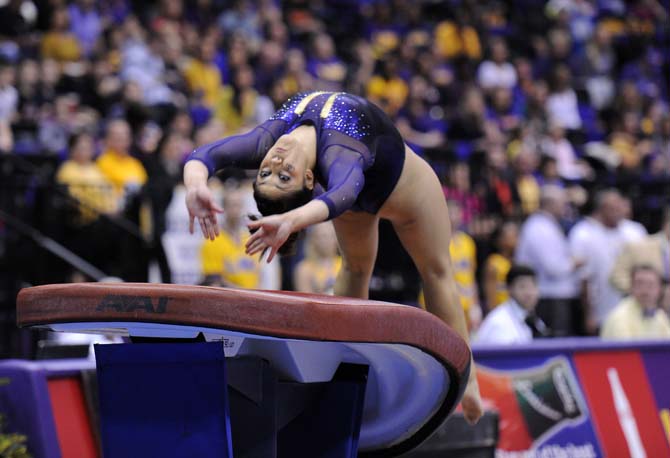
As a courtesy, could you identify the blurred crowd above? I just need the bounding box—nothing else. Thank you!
[0,0,669,342]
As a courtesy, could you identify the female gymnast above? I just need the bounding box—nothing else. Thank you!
[183,91,483,423]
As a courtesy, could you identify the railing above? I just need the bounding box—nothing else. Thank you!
[0,153,150,358]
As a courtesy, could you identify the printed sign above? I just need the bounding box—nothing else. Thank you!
[473,341,670,458]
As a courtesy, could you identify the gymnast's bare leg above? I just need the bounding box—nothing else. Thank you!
[331,211,379,299]
[380,146,483,424]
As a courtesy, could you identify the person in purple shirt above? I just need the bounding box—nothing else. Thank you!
[183,91,483,424]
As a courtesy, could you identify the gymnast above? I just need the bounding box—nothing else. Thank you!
[183,91,483,424]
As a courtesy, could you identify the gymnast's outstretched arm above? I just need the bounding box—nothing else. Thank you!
[184,120,290,240]
[187,120,289,175]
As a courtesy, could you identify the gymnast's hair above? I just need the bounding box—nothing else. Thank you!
[251,182,313,256]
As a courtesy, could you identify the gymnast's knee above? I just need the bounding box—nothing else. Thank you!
[340,259,374,280]
[418,260,450,284]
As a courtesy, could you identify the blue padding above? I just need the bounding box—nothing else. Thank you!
[0,360,61,458]
[95,343,233,458]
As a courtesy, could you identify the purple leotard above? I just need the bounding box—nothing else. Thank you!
[187,92,406,219]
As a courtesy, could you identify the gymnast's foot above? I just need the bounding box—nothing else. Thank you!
[461,376,484,425]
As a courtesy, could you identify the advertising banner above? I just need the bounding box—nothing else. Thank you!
[473,339,670,458]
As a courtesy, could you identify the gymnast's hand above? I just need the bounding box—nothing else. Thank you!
[245,214,294,263]
[185,184,223,241]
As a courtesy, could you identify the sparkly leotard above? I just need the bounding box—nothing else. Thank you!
[188,92,406,219]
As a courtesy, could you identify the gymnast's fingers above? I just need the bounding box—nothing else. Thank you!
[246,229,263,248]
[247,219,262,230]
[246,238,266,256]
[205,214,218,239]
[267,245,279,263]
[210,214,220,237]
[198,218,208,239]
[189,213,195,234]
[202,217,211,240]
[206,218,216,240]
[209,219,218,240]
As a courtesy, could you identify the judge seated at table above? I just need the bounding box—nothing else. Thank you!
[601,264,670,340]
[475,265,549,344]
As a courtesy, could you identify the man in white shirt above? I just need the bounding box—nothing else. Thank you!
[617,196,647,244]
[476,38,517,91]
[569,189,626,334]
[546,65,582,130]
[515,185,582,336]
[475,265,547,344]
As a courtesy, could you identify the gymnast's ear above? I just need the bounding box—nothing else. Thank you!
[304,169,314,190]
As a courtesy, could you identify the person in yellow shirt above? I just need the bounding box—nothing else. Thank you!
[434,20,481,60]
[41,7,81,62]
[215,66,269,135]
[483,220,519,311]
[96,119,147,203]
[366,55,409,117]
[200,188,261,289]
[56,132,117,225]
[448,199,481,330]
[182,38,223,108]
[601,265,670,339]
[294,222,341,294]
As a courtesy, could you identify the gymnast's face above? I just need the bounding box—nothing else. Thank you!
[256,138,314,198]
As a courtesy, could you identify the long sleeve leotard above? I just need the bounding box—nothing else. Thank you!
[187,91,406,219]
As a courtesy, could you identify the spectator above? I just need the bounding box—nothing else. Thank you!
[486,87,521,135]
[475,265,548,344]
[617,195,648,243]
[68,0,103,57]
[182,35,223,109]
[216,65,274,134]
[293,222,341,294]
[609,111,646,173]
[541,123,591,180]
[474,144,519,219]
[515,185,583,336]
[200,187,261,288]
[611,205,670,293]
[366,53,409,117]
[443,161,483,228]
[56,132,116,224]
[0,60,18,123]
[482,220,519,311]
[575,23,616,111]
[536,155,563,187]
[218,0,262,52]
[120,18,174,108]
[277,48,314,96]
[434,17,481,61]
[41,7,82,63]
[448,86,487,143]
[476,38,517,91]
[307,32,347,91]
[96,119,147,199]
[0,60,17,152]
[569,189,626,334]
[142,131,189,283]
[395,75,446,153]
[447,199,481,331]
[601,265,670,339]
[512,148,541,215]
[546,65,582,132]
